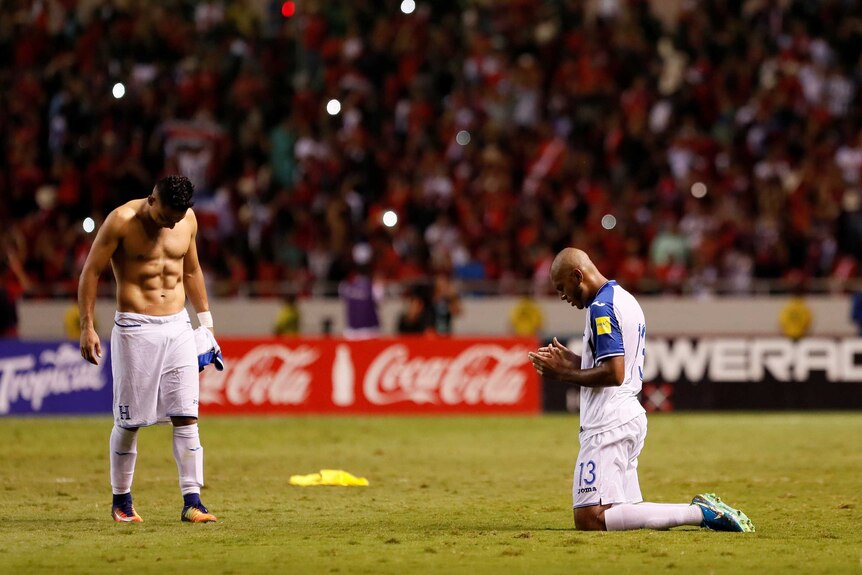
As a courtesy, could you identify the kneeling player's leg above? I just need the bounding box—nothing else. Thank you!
[572,431,612,530]
[573,464,700,531]
[603,416,702,531]
[574,418,647,530]
[574,504,613,531]
[604,502,704,531]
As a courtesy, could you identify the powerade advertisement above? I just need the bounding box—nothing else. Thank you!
[0,341,112,415]
[644,336,862,410]
[542,336,862,411]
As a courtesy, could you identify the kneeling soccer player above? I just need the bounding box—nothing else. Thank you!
[529,248,754,532]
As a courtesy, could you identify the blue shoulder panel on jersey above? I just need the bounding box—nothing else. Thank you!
[591,281,624,361]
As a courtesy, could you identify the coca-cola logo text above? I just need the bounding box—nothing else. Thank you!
[200,344,319,406]
[363,344,530,405]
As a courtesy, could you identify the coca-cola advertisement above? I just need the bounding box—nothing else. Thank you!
[199,337,541,414]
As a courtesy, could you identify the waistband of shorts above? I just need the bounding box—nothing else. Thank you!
[114,309,190,325]
[579,412,646,439]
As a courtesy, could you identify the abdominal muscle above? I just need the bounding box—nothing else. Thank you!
[114,259,187,316]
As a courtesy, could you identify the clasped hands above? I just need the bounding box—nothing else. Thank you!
[528,337,577,380]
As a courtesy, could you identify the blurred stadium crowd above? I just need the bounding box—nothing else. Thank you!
[4,0,862,304]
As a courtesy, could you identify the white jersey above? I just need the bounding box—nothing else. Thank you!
[579,280,646,438]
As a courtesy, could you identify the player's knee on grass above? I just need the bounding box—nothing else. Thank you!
[574,505,610,531]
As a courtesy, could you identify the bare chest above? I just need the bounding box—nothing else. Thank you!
[119,223,190,263]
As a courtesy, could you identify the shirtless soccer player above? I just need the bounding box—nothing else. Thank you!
[79,175,218,523]
[529,247,754,533]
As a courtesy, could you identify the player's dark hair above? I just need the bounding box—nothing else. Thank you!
[155,175,195,211]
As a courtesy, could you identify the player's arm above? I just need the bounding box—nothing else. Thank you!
[567,355,625,387]
[184,213,224,371]
[529,343,623,387]
[183,212,211,330]
[562,305,626,387]
[529,344,626,387]
[78,210,123,365]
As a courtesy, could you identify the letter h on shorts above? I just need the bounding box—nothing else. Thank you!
[118,405,131,421]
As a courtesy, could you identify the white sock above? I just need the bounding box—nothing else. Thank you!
[110,425,138,495]
[172,423,204,496]
[604,503,703,531]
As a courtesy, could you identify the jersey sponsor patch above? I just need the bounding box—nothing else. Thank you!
[595,316,611,335]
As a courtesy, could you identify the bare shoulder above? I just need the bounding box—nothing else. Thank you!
[184,208,198,232]
[107,200,143,228]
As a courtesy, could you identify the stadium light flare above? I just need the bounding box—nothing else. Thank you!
[83,217,95,233]
[112,83,125,99]
[382,210,398,228]
[326,99,341,115]
[691,182,707,198]
[401,0,416,14]
[456,130,471,146]
[601,214,617,230]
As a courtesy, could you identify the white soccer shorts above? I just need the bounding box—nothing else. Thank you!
[110,309,199,428]
[573,414,647,508]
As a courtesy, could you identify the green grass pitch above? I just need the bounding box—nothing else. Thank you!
[0,413,860,574]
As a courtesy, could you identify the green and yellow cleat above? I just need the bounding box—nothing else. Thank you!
[692,493,755,532]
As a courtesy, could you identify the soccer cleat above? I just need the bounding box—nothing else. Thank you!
[181,503,217,523]
[692,493,755,532]
[112,504,143,523]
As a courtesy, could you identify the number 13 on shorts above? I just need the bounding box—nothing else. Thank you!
[573,456,600,506]
[578,460,596,486]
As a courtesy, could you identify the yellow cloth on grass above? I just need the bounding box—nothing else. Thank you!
[289,469,369,487]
